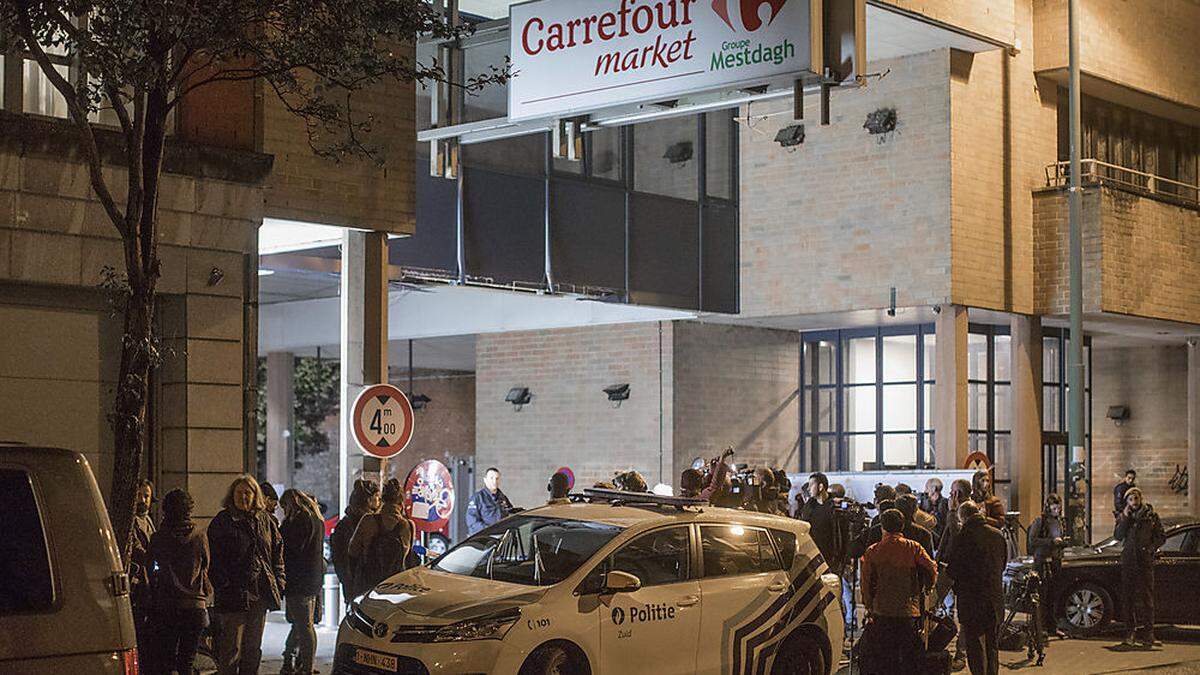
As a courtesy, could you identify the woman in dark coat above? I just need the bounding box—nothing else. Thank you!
[280,489,326,675]
[947,501,1008,675]
[148,488,211,675]
[1027,494,1067,639]
[1114,487,1167,647]
[207,475,286,675]
[330,478,380,601]
[349,478,414,594]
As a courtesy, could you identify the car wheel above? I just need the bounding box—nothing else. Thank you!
[770,631,827,675]
[519,642,588,675]
[1060,581,1113,636]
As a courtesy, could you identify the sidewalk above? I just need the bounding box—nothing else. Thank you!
[257,613,337,674]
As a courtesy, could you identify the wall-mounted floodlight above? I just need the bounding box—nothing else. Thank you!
[664,141,694,164]
[410,394,432,411]
[603,384,630,408]
[775,124,805,148]
[505,387,532,411]
[1106,405,1130,426]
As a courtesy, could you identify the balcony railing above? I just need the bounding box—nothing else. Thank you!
[1045,159,1199,209]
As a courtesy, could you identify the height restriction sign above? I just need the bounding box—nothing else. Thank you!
[352,384,415,459]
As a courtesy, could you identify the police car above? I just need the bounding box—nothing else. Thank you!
[334,489,843,674]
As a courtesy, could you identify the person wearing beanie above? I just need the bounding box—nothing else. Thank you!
[149,488,212,675]
[259,480,281,525]
[1114,486,1167,648]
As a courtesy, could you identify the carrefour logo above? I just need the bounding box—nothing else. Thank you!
[711,0,788,32]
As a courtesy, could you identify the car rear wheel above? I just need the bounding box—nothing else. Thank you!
[771,631,827,675]
[519,642,589,675]
[1060,581,1113,636]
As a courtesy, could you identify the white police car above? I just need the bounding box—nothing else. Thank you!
[335,490,842,674]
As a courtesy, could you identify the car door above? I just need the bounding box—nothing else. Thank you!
[1154,527,1200,623]
[597,526,701,675]
[695,524,790,675]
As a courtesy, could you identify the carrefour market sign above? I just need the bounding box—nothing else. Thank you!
[509,0,813,121]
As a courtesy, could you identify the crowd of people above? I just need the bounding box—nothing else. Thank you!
[120,456,1166,675]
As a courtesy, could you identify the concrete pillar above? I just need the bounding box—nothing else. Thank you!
[1011,315,1043,530]
[265,351,294,486]
[934,305,969,469]
[1189,340,1200,518]
[339,230,390,515]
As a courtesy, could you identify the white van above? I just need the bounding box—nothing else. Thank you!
[0,445,139,674]
[335,490,843,675]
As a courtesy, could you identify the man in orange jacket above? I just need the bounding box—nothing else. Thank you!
[861,509,938,675]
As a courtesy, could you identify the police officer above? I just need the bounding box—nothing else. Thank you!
[466,467,514,535]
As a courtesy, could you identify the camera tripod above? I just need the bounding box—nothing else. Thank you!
[999,567,1047,667]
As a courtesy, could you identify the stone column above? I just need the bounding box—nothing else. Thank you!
[265,351,294,487]
[339,230,390,515]
[1189,340,1200,518]
[934,305,969,469]
[1011,314,1043,530]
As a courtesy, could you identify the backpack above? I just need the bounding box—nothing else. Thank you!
[356,516,411,592]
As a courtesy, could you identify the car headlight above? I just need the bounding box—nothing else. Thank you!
[429,608,521,643]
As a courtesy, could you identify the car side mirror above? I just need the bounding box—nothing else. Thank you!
[603,570,641,594]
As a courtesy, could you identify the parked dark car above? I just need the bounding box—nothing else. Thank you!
[1004,517,1200,636]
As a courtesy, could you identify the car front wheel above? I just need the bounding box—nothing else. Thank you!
[1060,581,1113,636]
[519,642,589,675]
[771,631,827,675]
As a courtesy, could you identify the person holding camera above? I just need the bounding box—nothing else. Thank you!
[1114,487,1166,648]
[1027,494,1067,640]
[859,509,937,675]
[680,447,734,500]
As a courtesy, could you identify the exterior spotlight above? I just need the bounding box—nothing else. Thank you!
[864,108,897,135]
[603,384,630,407]
[505,387,532,410]
[774,124,805,148]
[1106,405,1130,426]
[410,393,431,411]
[663,141,693,164]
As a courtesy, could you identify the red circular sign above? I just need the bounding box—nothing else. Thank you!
[352,384,415,459]
[404,460,455,533]
[556,466,575,491]
[963,451,993,472]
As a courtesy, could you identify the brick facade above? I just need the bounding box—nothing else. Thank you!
[738,50,953,319]
[1034,186,1200,323]
[1091,345,1192,533]
[475,322,674,509]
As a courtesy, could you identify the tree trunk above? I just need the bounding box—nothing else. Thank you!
[109,283,155,563]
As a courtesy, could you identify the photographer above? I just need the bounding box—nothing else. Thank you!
[680,447,734,500]
[1027,494,1067,640]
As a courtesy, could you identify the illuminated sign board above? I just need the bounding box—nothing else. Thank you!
[508,0,813,121]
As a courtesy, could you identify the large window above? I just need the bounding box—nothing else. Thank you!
[700,525,781,578]
[608,527,691,587]
[802,326,934,472]
[967,324,1012,503]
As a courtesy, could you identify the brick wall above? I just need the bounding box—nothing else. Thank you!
[257,55,416,235]
[1034,0,1200,110]
[672,323,800,474]
[738,50,953,319]
[949,4,1059,314]
[1034,186,1200,323]
[882,0,1016,45]
[475,322,674,508]
[1091,345,1191,534]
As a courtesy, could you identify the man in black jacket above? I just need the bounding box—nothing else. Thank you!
[1113,469,1137,530]
[848,497,934,560]
[1115,487,1167,648]
[946,501,1007,675]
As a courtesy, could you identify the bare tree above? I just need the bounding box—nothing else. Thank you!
[0,0,502,561]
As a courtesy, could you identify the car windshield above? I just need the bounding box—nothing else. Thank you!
[432,516,623,586]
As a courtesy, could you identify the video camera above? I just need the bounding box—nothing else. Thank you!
[831,497,874,535]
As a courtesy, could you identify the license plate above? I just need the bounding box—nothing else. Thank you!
[353,647,399,670]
